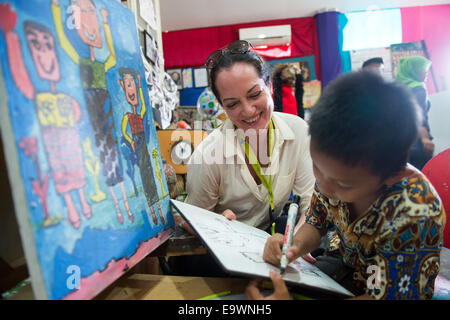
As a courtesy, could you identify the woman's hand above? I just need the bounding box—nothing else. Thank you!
[245,270,290,300]
[221,209,236,221]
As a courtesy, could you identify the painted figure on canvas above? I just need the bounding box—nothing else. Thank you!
[119,67,165,225]
[52,0,134,224]
[0,3,91,229]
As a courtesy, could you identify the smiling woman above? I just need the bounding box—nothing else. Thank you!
[186,40,315,230]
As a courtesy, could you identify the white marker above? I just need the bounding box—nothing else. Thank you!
[280,195,300,274]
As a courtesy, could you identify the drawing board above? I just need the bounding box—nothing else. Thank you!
[170,199,354,298]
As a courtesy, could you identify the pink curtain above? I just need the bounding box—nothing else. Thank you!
[162,17,321,80]
[401,5,450,94]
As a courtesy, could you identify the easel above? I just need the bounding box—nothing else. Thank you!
[2,226,250,300]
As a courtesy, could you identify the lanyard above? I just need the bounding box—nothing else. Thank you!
[237,120,276,233]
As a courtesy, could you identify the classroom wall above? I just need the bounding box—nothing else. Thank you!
[161,16,321,79]
[401,5,450,94]
[428,90,450,155]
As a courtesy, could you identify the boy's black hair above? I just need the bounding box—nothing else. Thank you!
[362,57,384,69]
[308,71,420,179]
[208,50,270,103]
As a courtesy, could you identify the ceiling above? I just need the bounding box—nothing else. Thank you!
[159,0,450,32]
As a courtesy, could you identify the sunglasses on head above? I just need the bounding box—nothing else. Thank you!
[205,40,254,69]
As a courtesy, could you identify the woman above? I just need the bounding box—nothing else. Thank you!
[186,40,314,231]
[396,56,435,170]
[169,40,315,277]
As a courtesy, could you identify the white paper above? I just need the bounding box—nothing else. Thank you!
[139,0,157,30]
[194,68,208,88]
[350,47,393,80]
[170,199,354,297]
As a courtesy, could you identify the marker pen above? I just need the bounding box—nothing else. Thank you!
[280,195,300,274]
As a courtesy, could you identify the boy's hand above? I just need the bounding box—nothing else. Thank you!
[286,243,302,262]
[245,270,290,300]
[263,233,283,266]
[264,232,317,266]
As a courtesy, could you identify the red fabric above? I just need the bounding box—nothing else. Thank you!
[281,84,297,115]
[253,44,292,59]
[401,5,450,94]
[162,17,321,80]
[422,148,450,249]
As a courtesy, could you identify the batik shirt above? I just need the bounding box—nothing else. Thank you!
[306,170,445,299]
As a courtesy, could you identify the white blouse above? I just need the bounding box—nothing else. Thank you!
[185,112,315,230]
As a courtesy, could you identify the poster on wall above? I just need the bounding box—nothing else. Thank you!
[266,56,317,81]
[0,0,174,300]
[350,47,393,80]
[390,42,426,79]
[167,69,182,90]
[139,0,157,31]
[194,67,208,88]
[143,30,158,64]
[303,80,322,108]
[182,68,193,89]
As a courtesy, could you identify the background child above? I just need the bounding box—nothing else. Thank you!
[246,71,445,300]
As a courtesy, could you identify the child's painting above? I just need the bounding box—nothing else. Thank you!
[0,0,174,299]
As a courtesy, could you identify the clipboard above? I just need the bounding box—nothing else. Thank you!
[170,199,354,298]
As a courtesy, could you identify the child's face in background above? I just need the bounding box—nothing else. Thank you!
[310,139,385,206]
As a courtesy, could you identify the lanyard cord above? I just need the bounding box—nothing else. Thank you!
[237,120,275,230]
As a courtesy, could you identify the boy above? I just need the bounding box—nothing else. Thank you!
[246,71,445,300]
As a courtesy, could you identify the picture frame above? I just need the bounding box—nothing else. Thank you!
[193,67,209,88]
[182,68,193,89]
[266,56,317,81]
[167,69,182,90]
[138,0,157,30]
[143,30,158,64]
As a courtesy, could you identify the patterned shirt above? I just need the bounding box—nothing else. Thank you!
[306,170,445,299]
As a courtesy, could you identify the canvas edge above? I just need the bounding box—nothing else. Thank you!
[0,62,48,299]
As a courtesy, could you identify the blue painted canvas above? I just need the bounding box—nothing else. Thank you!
[0,0,174,299]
